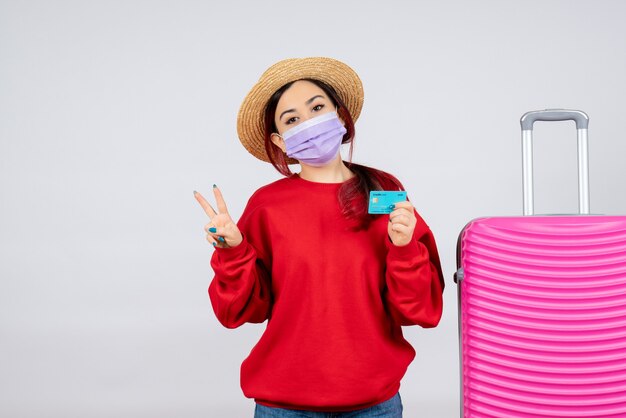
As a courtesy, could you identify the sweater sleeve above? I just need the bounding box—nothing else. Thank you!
[207,195,273,329]
[383,209,445,328]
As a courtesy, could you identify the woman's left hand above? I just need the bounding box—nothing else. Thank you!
[387,201,417,247]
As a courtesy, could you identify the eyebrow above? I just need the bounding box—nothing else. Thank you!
[279,95,326,121]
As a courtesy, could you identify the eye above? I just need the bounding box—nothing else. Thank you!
[312,104,325,112]
[285,116,298,125]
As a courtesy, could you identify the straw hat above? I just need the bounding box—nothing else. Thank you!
[236,57,364,163]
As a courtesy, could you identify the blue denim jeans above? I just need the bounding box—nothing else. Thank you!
[254,392,402,418]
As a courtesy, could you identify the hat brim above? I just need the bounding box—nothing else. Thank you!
[236,57,364,164]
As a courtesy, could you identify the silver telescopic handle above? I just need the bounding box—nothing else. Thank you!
[519,109,590,216]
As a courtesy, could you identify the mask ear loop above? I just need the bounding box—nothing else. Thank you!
[270,132,286,156]
[333,106,349,163]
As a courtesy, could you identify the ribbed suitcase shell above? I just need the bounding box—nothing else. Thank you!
[457,215,626,417]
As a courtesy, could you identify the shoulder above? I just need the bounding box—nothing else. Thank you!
[249,175,297,200]
[351,162,404,191]
[376,168,404,190]
[241,175,299,215]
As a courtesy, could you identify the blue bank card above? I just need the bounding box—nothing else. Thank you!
[368,191,407,214]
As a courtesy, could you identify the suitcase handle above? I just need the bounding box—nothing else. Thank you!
[519,109,590,216]
[521,109,589,131]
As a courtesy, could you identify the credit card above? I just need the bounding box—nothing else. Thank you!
[368,191,407,214]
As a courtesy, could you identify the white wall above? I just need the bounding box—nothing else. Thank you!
[1,1,625,417]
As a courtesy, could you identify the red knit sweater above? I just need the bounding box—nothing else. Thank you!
[208,173,444,411]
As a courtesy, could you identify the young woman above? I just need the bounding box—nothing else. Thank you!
[194,57,445,418]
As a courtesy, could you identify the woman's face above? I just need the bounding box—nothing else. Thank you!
[274,80,336,134]
[270,80,342,153]
[274,80,336,133]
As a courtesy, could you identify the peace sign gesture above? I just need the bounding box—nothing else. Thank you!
[194,185,243,249]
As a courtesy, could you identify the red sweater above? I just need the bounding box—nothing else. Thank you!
[208,173,444,411]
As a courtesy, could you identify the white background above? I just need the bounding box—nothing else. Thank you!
[2,1,625,417]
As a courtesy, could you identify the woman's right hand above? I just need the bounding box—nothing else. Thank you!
[194,185,243,249]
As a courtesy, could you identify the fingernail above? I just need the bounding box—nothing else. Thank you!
[218,236,226,242]
[212,242,216,247]
[389,204,395,210]
[213,184,217,188]
[193,190,197,195]
[208,227,217,233]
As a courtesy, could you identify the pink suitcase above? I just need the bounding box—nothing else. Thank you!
[454,110,626,417]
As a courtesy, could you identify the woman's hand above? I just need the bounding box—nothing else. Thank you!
[194,185,243,249]
[387,201,417,247]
